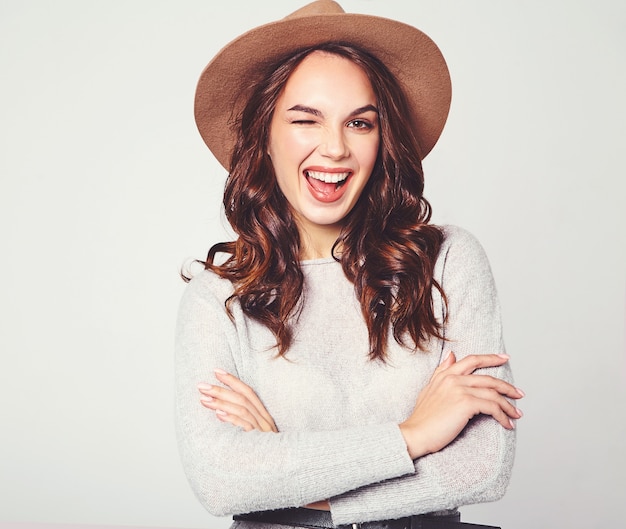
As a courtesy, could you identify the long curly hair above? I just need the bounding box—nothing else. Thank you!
[187,42,446,361]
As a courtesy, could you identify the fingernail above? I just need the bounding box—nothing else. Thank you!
[197,383,213,391]
[215,409,227,416]
[516,407,524,418]
[497,354,510,360]
[442,350,452,362]
[516,387,526,397]
[214,368,228,375]
[509,419,516,429]
[200,396,214,404]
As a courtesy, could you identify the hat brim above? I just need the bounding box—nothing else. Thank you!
[195,12,452,170]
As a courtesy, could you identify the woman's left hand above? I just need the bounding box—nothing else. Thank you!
[199,371,329,510]
[197,369,278,433]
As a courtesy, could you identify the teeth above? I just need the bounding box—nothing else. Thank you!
[306,170,350,183]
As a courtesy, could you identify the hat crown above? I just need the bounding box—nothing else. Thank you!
[286,0,345,19]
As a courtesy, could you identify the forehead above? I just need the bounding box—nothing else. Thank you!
[279,51,375,103]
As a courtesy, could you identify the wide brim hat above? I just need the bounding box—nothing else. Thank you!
[195,0,452,171]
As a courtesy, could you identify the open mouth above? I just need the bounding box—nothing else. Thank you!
[305,170,351,192]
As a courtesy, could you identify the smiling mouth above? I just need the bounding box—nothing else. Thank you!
[305,170,351,189]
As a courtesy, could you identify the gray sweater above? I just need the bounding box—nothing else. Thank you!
[175,225,515,525]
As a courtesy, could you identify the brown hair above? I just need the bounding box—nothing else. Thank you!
[187,42,446,360]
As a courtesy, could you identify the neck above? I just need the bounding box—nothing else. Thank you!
[297,224,342,260]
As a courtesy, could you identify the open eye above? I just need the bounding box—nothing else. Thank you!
[347,119,374,130]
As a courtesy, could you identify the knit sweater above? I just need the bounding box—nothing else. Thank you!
[175,225,515,526]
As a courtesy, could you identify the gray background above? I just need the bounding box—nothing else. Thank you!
[1,1,624,528]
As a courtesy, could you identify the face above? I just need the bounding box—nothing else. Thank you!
[268,51,380,247]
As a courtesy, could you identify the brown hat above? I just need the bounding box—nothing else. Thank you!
[195,0,451,170]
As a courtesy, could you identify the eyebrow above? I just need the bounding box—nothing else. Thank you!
[287,104,379,118]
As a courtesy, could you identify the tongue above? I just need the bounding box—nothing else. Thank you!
[308,177,337,195]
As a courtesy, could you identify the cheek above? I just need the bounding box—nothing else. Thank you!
[287,131,318,157]
[357,137,380,174]
[269,134,300,194]
[269,130,313,171]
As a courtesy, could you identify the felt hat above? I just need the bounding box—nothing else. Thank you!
[195,0,451,170]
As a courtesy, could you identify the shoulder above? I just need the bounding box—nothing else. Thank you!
[439,224,485,255]
[434,224,496,291]
[178,268,235,318]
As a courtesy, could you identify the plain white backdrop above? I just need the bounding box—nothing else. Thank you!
[1,1,624,528]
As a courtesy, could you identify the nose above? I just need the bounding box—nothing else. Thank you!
[320,126,349,160]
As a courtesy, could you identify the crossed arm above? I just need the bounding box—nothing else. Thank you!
[177,227,522,521]
[198,352,523,457]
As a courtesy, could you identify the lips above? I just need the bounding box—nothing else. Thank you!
[304,169,353,203]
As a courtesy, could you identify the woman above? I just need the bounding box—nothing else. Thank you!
[176,2,523,528]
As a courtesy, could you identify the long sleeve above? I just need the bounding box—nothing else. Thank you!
[175,273,416,516]
[328,226,515,524]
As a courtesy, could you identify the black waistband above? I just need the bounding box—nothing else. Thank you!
[234,507,500,529]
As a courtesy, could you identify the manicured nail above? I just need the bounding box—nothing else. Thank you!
[200,396,214,404]
[442,350,451,362]
[516,407,524,418]
[509,419,516,429]
[516,387,526,397]
[215,409,227,416]
[197,383,213,391]
[214,368,228,376]
[497,354,510,360]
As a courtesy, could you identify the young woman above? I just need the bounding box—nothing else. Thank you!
[176,2,523,528]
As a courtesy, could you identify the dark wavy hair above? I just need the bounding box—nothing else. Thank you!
[185,42,446,361]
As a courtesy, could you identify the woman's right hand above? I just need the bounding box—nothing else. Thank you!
[399,352,524,460]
